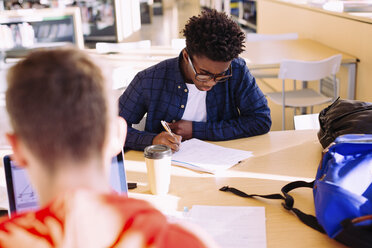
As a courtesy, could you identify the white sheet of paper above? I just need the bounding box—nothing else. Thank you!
[171,138,253,173]
[187,205,266,248]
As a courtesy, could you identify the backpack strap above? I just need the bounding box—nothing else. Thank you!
[220,180,326,234]
[335,215,372,248]
[219,186,284,200]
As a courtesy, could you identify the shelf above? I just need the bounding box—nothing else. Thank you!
[200,1,257,31]
[0,7,84,49]
[4,42,72,58]
[0,16,43,24]
[231,15,257,30]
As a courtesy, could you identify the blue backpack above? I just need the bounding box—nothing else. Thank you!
[221,134,372,247]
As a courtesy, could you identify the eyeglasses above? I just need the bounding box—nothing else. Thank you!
[187,56,232,83]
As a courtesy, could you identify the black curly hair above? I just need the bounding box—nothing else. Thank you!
[182,9,245,62]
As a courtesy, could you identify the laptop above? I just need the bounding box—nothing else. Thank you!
[3,151,128,216]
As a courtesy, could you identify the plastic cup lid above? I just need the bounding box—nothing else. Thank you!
[144,144,172,159]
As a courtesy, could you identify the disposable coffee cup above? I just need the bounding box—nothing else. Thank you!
[144,145,172,195]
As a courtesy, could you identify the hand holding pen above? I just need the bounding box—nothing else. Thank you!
[161,120,174,137]
[152,120,182,152]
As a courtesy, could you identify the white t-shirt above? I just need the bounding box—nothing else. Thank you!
[181,83,207,122]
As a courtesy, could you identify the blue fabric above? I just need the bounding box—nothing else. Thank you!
[119,53,271,151]
[314,134,372,238]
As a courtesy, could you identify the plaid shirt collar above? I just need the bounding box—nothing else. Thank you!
[175,52,187,84]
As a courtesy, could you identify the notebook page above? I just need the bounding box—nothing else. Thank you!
[188,205,266,248]
[171,138,253,173]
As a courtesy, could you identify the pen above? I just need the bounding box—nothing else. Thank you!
[161,120,174,137]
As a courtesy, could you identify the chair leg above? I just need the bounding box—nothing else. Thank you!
[282,105,286,131]
[282,80,286,130]
[300,80,308,114]
[310,106,314,114]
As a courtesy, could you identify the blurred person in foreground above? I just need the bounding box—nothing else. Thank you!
[0,48,216,248]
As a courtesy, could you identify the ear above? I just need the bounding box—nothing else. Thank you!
[182,49,189,63]
[5,133,28,168]
[108,116,127,157]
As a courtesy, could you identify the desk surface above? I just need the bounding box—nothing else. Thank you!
[243,38,357,69]
[264,0,372,25]
[125,130,345,248]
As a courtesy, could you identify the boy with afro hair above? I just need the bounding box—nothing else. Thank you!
[119,9,271,151]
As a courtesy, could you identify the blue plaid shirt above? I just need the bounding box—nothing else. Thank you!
[119,53,271,151]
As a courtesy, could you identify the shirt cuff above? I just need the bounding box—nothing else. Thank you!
[192,121,207,140]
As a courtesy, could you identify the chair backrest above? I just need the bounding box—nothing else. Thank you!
[96,40,151,54]
[246,33,298,42]
[171,38,186,50]
[278,54,342,81]
[132,115,147,131]
[294,113,320,130]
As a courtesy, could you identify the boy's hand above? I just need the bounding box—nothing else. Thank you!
[152,132,182,152]
[168,120,192,140]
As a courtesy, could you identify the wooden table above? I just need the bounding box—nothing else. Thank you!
[243,38,358,100]
[124,130,345,248]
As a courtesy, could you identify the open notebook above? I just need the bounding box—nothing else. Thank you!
[172,138,253,174]
[3,151,128,216]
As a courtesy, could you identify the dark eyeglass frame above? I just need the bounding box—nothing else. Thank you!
[187,55,232,83]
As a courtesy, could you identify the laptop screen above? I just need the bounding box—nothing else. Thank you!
[3,152,128,215]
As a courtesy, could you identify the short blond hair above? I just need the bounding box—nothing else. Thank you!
[6,48,109,169]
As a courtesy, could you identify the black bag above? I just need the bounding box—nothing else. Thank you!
[318,98,372,148]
